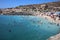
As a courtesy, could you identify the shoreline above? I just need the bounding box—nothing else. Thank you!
[0,13,60,24]
[47,33,60,40]
[36,13,60,40]
[0,12,60,40]
[37,13,60,24]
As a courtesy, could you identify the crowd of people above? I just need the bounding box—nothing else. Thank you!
[40,12,60,21]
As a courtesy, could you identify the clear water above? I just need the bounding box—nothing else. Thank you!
[0,15,60,40]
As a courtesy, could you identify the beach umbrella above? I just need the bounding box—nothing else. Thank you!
[55,12,60,16]
[55,12,60,20]
[55,12,60,15]
[53,13,57,15]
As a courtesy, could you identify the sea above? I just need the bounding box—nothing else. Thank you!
[0,15,60,40]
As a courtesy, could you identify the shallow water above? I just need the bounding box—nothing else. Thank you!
[0,15,60,40]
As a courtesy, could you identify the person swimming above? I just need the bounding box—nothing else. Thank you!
[57,23,59,26]
[9,29,11,32]
[48,26,50,28]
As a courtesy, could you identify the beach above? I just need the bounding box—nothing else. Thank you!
[36,12,60,40]
[37,12,60,24]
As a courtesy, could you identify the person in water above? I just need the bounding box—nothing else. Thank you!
[9,29,11,32]
[57,23,59,26]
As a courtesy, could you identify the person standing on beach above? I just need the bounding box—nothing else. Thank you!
[58,13,60,20]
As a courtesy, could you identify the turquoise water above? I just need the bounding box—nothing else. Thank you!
[0,15,60,40]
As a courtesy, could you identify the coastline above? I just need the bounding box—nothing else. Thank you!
[0,12,60,40]
[47,33,60,40]
[37,13,60,24]
[36,13,60,40]
[0,1,60,40]
[0,12,60,24]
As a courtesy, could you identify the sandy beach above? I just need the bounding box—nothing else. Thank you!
[37,13,60,24]
[36,13,60,40]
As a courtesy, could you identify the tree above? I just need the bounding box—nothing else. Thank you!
[32,7,36,11]
[44,4,48,10]
[0,9,2,13]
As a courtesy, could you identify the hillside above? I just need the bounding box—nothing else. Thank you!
[16,1,60,8]
[15,1,60,12]
[0,1,60,15]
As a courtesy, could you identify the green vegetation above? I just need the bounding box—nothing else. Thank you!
[0,9,2,13]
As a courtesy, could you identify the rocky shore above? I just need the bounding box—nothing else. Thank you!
[0,1,60,40]
[48,33,60,40]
